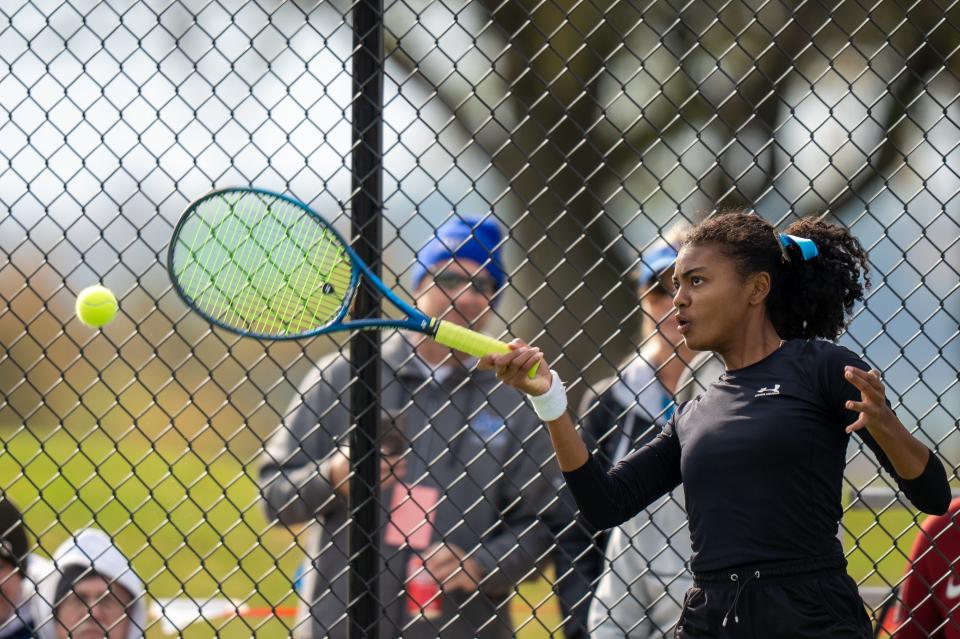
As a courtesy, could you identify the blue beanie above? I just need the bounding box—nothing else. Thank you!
[411,217,505,291]
[638,242,678,286]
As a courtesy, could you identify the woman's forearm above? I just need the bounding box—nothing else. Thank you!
[870,416,950,515]
[544,412,590,472]
[868,414,933,480]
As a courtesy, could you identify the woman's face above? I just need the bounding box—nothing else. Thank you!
[672,243,757,353]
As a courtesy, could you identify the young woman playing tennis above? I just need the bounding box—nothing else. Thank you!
[482,212,950,638]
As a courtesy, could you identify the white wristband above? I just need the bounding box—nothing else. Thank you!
[528,370,568,422]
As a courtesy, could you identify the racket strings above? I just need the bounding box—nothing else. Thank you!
[172,190,353,336]
[286,228,349,330]
[204,195,289,330]
[266,208,352,331]
[213,194,278,327]
[240,196,302,332]
[232,199,349,334]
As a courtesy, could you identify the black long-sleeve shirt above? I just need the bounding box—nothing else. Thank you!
[563,339,950,573]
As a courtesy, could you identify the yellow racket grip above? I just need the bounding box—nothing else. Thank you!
[433,320,539,379]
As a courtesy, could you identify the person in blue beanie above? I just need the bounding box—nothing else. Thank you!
[407,217,507,364]
[410,217,506,299]
[260,215,566,639]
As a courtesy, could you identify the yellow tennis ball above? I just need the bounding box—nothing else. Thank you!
[75,285,118,328]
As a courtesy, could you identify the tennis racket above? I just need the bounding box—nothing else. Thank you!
[167,187,537,377]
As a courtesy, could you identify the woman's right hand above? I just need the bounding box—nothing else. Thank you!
[479,339,553,396]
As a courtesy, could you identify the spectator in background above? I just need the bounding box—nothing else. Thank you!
[260,216,565,639]
[551,230,715,638]
[587,350,722,638]
[33,527,146,639]
[878,496,960,638]
[552,233,690,636]
[0,496,41,639]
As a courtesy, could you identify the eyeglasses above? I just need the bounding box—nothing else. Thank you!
[651,278,677,297]
[638,274,675,298]
[430,271,497,296]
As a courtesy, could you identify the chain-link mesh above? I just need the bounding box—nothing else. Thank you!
[1,1,958,637]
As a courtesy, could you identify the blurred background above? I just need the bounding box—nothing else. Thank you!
[1,1,957,636]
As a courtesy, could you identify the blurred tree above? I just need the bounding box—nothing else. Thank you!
[386,0,960,396]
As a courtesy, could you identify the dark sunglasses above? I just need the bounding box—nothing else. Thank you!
[431,271,497,296]
[637,270,676,298]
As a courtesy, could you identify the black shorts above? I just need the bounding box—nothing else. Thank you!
[676,556,872,638]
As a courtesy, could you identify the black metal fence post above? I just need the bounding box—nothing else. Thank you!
[349,1,384,637]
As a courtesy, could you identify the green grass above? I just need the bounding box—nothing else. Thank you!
[844,505,922,588]
[0,425,926,636]
[0,426,564,637]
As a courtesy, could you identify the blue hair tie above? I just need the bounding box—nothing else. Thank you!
[779,234,819,261]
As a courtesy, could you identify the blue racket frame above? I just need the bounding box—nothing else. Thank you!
[167,187,434,341]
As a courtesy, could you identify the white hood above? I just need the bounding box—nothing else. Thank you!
[33,529,145,639]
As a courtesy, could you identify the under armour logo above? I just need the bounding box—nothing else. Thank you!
[755,384,781,397]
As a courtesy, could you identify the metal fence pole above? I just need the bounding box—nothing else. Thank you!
[349,0,384,637]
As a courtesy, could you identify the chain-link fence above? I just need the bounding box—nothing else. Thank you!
[1,1,958,637]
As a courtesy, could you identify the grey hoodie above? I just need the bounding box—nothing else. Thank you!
[33,528,146,639]
[259,334,566,639]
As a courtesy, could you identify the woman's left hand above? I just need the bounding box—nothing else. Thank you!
[843,366,897,434]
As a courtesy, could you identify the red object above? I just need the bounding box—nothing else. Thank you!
[874,588,901,638]
[891,497,960,638]
[405,555,443,620]
[236,606,298,619]
[385,485,439,550]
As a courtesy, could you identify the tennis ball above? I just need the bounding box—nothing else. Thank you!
[75,285,118,328]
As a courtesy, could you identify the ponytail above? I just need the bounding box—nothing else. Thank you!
[682,212,871,340]
[772,216,870,340]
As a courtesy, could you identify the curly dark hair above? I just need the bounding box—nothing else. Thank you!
[681,211,871,340]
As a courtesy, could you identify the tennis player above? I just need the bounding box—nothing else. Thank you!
[482,212,950,638]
